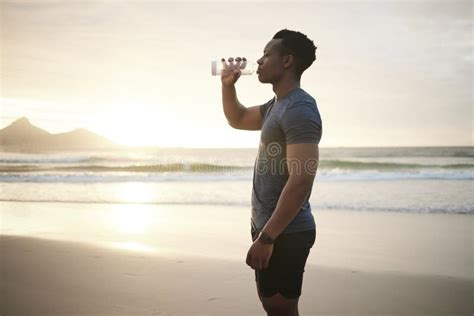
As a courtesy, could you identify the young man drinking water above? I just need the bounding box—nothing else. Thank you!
[220,29,322,316]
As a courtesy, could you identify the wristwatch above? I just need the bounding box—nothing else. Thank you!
[258,231,275,245]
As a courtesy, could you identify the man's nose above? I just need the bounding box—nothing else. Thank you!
[257,58,263,65]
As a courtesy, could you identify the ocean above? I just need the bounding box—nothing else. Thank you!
[0,146,473,214]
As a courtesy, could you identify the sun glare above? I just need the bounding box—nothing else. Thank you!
[109,183,156,233]
[111,241,156,253]
[92,100,180,147]
[108,203,153,234]
[108,183,157,234]
[105,183,163,252]
[114,182,156,204]
[98,105,159,146]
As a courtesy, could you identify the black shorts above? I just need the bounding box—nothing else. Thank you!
[251,228,316,299]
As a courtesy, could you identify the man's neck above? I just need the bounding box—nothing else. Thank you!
[272,79,301,101]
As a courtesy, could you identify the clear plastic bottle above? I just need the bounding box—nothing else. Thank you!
[211,57,257,76]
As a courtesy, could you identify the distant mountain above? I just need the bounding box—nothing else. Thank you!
[0,117,119,152]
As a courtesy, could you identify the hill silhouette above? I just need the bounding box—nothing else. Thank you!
[0,117,119,152]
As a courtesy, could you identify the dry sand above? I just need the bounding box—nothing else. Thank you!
[0,202,472,315]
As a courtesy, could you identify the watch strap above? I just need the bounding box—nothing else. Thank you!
[258,231,274,245]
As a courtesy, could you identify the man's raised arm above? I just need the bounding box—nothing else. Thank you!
[221,67,263,131]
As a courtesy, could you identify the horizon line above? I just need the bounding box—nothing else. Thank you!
[2,117,472,150]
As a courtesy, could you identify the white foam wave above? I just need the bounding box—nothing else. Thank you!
[0,168,472,183]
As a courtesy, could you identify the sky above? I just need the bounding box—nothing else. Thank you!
[0,0,472,148]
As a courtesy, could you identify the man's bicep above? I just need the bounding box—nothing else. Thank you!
[286,143,319,179]
[233,105,263,130]
[282,102,322,145]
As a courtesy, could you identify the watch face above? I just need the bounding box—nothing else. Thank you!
[259,232,274,244]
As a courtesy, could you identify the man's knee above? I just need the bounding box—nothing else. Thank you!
[261,292,299,316]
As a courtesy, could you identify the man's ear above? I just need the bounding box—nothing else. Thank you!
[283,55,295,69]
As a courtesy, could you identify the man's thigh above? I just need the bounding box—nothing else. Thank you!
[251,229,316,299]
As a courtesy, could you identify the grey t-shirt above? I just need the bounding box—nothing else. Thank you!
[251,87,322,234]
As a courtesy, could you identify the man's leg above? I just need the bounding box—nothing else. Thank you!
[259,288,300,316]
[253,229,315,316]
[256,277,299,315]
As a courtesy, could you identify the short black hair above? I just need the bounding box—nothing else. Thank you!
[272,29,317,77]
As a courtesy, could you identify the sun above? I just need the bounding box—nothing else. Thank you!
[93,101,177,147]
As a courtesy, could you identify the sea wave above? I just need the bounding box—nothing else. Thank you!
[0,163,251,173]
[0,168,472,182]
[0,155,112,164]
[0,198,471,214]
[319,160,474,170]
[0,172,253,183]
[1,160,474,173]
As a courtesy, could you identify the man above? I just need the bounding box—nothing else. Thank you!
[220,29,322,316]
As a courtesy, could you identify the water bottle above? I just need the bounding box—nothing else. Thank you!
[211,57,257,76]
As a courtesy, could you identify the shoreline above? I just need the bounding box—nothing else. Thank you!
[1,201,472,279]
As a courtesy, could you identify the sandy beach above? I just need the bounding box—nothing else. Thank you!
[1,202,472,315]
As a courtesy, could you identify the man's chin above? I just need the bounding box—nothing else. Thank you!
[257,74,268,83]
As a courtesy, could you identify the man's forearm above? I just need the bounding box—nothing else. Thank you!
[260,176,314,240]
[222,84,245,126]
